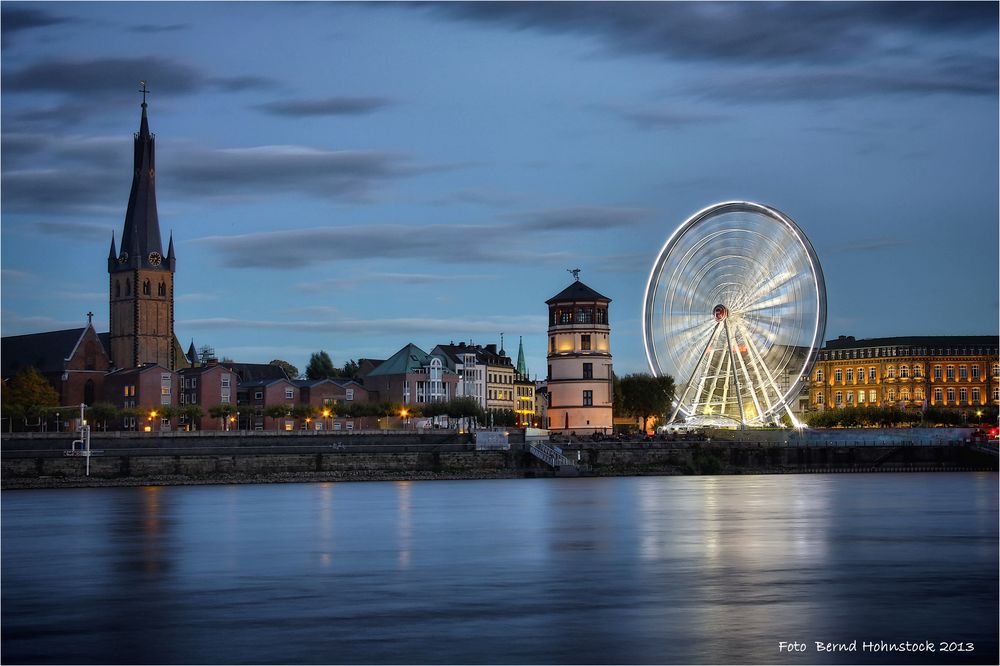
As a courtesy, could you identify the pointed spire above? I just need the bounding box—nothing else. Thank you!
[108,231,117,259]
[187,340,198,366]
[117,82,163,272]
[516,336,528,378]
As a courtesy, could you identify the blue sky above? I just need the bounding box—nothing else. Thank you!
[2,1,997,377]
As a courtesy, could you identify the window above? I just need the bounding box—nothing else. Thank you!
[959,365,968,380]
[221,375,229,388]
[934,387,943,403]
[161,386,170,396]
[548,365,552,380]
[915,388,924,401]
[576,308,593,324]
[899,365,909,379]
[857,367,864,383]
[221,391,230,404]
[157,281,166,297]
[550,337,555,353]
[255,391,263,400]
[869,390,876,403]
[596,309,606,324]
[959,388,968,402]
[846,368,853,382]
[142,279,151,295]
[994,387,999,401]
[946,365,955,381]
[886,388,895,402]
[346,388,354,401]
[581,335,591,351]
[835,391,843,406]
[933,365,942,380]
[846,392,854,405]
[971,365,980,380]
[972,388,980,403]
[886,366,895,379]
[815,392,824,405]
[285,388,294,399]
[583,390,593,406]
[913,365,922,378]
[815,369,824,382]
[583,363,593,379]
[161,394,170,405]
[946,388,955,403]
[559,310,571,324]
[869,367,876,381]
[284,421,294,431]
[900,388,909,401]
[834,369,842,383]
[993,363,999,377]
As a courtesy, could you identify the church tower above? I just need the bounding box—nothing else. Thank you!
[108,85,176,370]
[545,273,613,434]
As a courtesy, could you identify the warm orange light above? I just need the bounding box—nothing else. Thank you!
[322,409,330,418]
[143,425,152,432]
[229,416,236,423]
[149,410,158,419]
[400,409,409,418]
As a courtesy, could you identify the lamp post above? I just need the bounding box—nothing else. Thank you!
[400,408,409,430]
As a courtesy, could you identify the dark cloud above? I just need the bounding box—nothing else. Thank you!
[423,2,996,65]
[129,23,189,33]
[3,57,205,96]
[510,206,652,230]
[166,146,429,202]
[256,96,393,117]
[36,221,113,242]
[210,75,276,92]
[692,58,998,102]
[598,104,729,130]
[1,6,68,44]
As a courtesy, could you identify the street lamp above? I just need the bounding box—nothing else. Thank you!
[400,408,409,429]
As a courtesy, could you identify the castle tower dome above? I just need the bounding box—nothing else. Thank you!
[545,276,613,434]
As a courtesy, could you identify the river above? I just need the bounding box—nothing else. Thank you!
[2,473,997,664]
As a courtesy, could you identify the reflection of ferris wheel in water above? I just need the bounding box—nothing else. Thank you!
[643,202,826,427]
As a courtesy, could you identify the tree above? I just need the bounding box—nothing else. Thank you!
[305,350,337,380]
[87,402,119,432]
[208,404,238,430]
[264,404,292,430]
[619,373,675,433]
[340,359,360,379]
[180,404,204,430]
[270,359,299,380]
[3,367,60,430]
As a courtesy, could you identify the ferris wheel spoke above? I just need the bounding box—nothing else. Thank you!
[736,318,788,418]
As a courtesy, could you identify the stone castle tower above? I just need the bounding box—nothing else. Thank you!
[108,92,176,370]
[545,276,613,434]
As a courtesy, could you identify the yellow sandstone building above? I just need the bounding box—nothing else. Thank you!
[810,335,998,413]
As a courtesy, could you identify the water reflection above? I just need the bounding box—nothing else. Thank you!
[2,474,996,665]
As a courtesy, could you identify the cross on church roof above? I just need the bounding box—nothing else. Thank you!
[139,80,150,105]
[87,311,94,325]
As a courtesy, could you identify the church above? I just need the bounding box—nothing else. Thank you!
[2,94,195,427]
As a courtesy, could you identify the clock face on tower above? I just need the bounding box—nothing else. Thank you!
[118,251,128,263]
[148,251,162,266]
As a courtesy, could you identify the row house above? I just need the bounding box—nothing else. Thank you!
[103,363,178,431]
[432,342,487,408]
[239,378,300,431]
[810,335,999,412]
[362,343,458,407]
[294,378,374,430]
[177,362,237,430]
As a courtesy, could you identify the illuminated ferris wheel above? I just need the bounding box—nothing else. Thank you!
[642,202,826,427]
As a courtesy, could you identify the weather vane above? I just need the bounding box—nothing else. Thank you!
[567,268,581,281]
[139,80,150,104]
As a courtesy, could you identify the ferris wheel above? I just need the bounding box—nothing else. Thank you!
[642,202,826,427]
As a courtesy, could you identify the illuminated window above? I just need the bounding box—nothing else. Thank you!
[946,365,955,381]
[900,388,910,401]
[899,365,909,378]
[886,366,895,379]
[815,369,824,382]
[959,388,968,403]
[869,390,876,403]
[915,388,924,401]
[835,369,842,383]
[972,388,980,403]
[959,365,967,380]
[994,387,999,401]
[559,310,571,324]
[857,390,865,404]
[815,392,824,405]
[933,366,942,380]
[846,392,854,405]
[993,363,1000,377]
[835,391,843,406]
[913,365,922,378]
[576,308,593,324]
[934,388,943,403]
[846,368,853,382]
[857,367,864,383]
[946,388,955,403]
[887,388,895,402]
[971,365,980,380]
[596,309,607,324]
[869,367,877,381]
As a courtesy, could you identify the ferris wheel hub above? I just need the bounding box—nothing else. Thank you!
[712,304,729,321]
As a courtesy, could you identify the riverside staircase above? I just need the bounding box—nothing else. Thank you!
[525,441,579,476]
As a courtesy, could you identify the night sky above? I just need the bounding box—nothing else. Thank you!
[2,1,997,377]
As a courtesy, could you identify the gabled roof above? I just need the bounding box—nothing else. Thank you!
[1,327,110,378]
[367,343,431,376]
[545,280,611,304]
[221,362,288,383]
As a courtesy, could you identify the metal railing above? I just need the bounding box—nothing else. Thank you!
[525,441,574,469]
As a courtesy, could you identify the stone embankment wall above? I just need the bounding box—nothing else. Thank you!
[1,431,995,489]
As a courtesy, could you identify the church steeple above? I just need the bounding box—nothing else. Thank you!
[516,336,528,378]
[117,81,164,272]
[108,83,176,371]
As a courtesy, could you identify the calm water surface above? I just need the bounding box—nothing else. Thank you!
[2,474,997,665]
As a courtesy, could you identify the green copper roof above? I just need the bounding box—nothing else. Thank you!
[516,336,527,377]
[366,343,431,376]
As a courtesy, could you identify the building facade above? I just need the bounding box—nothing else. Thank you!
[545,279,614,434]
[810,335,999,413]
